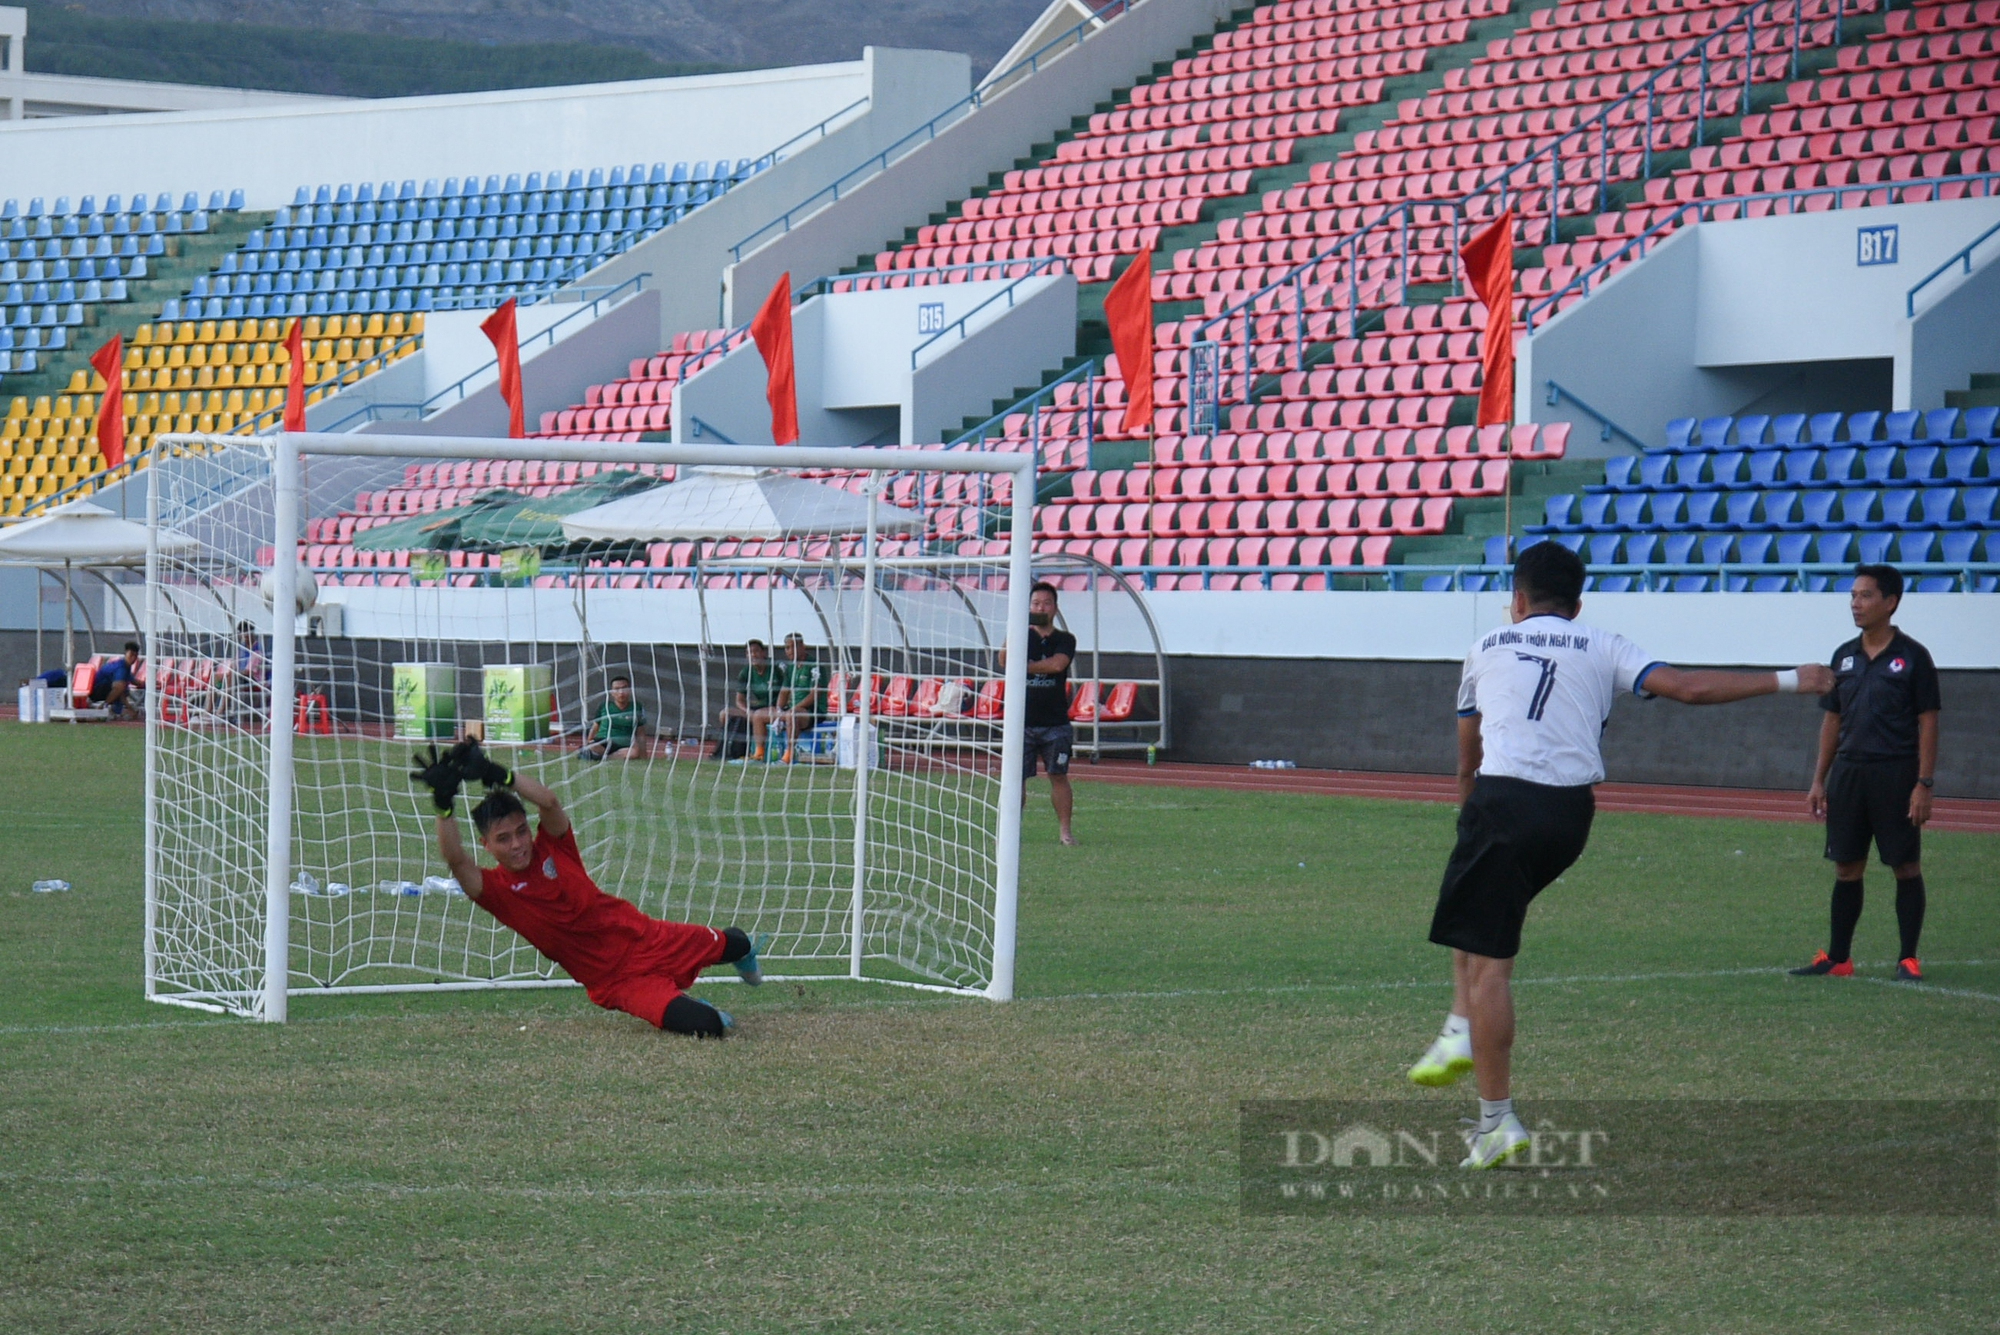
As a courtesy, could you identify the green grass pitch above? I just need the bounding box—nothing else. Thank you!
[1,721,1995,1332]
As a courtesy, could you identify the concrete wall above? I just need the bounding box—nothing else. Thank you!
[725,0,1238,325]
[1904,239,2000,411]
[671,274,1077,446]
[1523,195,2000,446]
[564,47,972,338]
[0,58,879,210]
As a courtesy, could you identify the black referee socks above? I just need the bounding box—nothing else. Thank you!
[1828,878,1865,964]
[1894,875,1927,961]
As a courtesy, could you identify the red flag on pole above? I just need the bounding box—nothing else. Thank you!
[1104,249,1156,436]
[88,335,126,469]
[748,272,799,445]
[480,298,527,439]
[1459,212,1516,429]
[282,319,308,432]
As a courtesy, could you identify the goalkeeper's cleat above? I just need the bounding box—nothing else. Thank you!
[715,1007,736,1035]
[1895,957,1923,982]
[735,932,771,987]
[1408,1034,1474,1088]
[1789,951,1854,977]
[1460,1113,1531,1169]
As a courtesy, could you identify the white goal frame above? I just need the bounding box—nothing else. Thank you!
[145,431,1036,1021]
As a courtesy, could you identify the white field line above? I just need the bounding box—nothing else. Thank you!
[1,960,1993,1037]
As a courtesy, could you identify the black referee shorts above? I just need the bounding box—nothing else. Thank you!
[1824,756,1922,868]
[1429,775,1596,960]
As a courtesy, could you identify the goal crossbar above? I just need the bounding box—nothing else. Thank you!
[145,431,1038,1022]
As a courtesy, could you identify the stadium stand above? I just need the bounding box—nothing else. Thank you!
[1525,405,2000,591]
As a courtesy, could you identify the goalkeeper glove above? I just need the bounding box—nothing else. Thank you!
[409,745,463,813]
[450,738,514,790]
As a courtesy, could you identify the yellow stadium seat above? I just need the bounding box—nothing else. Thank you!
[30,397,51,419]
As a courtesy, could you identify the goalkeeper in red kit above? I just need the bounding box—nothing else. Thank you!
[415,740,764,1038]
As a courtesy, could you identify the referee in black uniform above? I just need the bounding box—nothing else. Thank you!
[1793,564,1942,982]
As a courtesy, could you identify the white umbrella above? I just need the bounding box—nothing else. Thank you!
[0,500,194,563]
[559,466,922,543]
[0,501,195,680]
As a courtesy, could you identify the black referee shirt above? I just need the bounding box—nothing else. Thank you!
[1820,630,1941,762]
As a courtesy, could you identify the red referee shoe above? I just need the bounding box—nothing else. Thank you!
[1895,957,1923,982]
[1789,951,1854,977]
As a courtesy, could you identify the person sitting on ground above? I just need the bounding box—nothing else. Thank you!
[581,674,651,762]
[89,642,142,718]
[419,739,766,1037]
[775,633,826,762]
[718,639,784,760]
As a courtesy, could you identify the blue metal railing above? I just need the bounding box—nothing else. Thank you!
[1545,379,1650,452]
[730,0,1136,262]
[1187,0,1855,415]
[945,358,1098,477]
[1906,214,2000,317]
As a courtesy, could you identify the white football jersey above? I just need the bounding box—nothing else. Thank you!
[1456,614,1663,788]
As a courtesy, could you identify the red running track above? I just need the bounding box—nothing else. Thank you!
[1068,760,2000,835]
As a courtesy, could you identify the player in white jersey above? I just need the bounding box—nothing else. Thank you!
[1406,541,1833,1168]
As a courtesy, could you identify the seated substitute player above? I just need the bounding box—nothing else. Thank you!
[581,674,650,762]
[1407,541,1832,1168]
[416,742,765,1038]
[1792,563,1942,982]
[998,581,1078,845]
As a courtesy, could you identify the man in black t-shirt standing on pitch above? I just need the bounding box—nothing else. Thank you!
[1793,564,1943,982]
[1001,581,1079,845]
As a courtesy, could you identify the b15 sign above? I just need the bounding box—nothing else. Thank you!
[1857,224,1899,266]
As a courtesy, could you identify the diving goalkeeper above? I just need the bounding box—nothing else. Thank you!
[415,741,763,1038]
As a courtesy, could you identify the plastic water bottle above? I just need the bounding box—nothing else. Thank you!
[1146,745,1157,766]
[325,882,353,898]
[1250,759,1298,770]
[291,871,320,896]
[31,879,70,893]
[379,880,425,897]
[423,875,463,896]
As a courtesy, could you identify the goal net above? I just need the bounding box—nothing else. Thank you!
[143,432,1034,1021]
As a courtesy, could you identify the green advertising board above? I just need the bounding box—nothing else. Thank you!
[393,663,458,740]
[483,664,554,745]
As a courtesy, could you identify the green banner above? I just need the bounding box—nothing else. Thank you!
[393,663,457,740]
[482,664,554,745]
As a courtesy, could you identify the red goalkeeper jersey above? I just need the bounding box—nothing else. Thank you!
[476,826,717,996]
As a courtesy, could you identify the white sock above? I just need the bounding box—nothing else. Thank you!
[1440,1013,1470,1041]
[1477,1097,1513,1133]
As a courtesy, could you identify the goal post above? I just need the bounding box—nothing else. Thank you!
[144,431,1036,1021]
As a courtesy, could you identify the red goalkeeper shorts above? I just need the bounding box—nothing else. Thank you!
[583,921,728,1028]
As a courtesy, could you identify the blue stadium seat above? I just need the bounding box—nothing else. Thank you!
[1917,487,1959,527]
[1745,450,1783,485]
[1704,451,1746,489]
[1769,412,1808,446]
[1724,491,1764,529]
[1835,490,1878,527]
[1733,413,1771,448]
[1774,532,1813,563]
[1592,575,1635,591]
[1700,533,1734,563]
[1587,534,1622,565]
[1814,532,1854,563]
[1902,445,1940,481]
[1671,574,1714,592]
[1535,494,1570,529]
[1855,531,1895,563]
[1660,533,1698,563]
[1894,531,1935,564]
[1482,535,1512,564]
[1751,575,1790,591]
[1623,533,1659,565]
[1872,489,1919,530]
[1792,490,1838,530]
[1948,487,1998,529]
[1592,457,1637,492]
[1845,410,1882,443]
[1736,533,1774,563]
[1638,454,1675,489]
[1860,446,1899,483]
[1965,406,1999,444]
[1697,416,1733,450]
[1680,492,1722,529]
[1553,533,1588,553]
[1942,445,1980,482]
[1822,446,1859,485]
[1938,531,1980,562]
[1664,417,1697,450]
[1612,493,1651,529]
[1882,409,1922,444]
[1761,491,1802,529]
[1807,411,1843,445]
[1924,407,1961,442]
[1781,448,1821,485]
[1577,494,1615,530]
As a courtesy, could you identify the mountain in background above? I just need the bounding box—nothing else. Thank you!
[21,0,1059,97]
